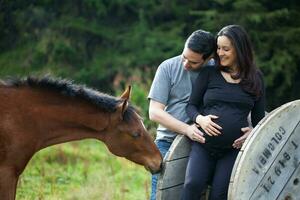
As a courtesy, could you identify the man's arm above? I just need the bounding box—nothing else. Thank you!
[149,100,205,143]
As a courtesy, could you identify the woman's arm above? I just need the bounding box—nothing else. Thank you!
[186,68,209,121]
[251,73,266,127]
[186,67,222,136]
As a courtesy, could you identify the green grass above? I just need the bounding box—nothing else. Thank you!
[16,140,151,200]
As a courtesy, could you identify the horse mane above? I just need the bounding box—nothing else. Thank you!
[1,76,136,121]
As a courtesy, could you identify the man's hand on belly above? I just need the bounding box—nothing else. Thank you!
[186,124,206,143]
[232,127,253,149]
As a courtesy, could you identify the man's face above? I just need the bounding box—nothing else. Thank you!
[181,47,205,71]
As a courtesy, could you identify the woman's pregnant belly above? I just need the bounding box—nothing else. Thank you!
[202,107,248,149]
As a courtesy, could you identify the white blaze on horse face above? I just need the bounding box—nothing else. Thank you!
[136,113,147,131]
[140,119,146,131]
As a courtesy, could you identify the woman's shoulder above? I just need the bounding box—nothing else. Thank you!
[200,64,219,74]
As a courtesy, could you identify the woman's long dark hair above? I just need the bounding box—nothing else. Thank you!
[216,25,263,98]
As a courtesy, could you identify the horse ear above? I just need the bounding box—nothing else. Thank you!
[120,85,131,100]
[116,86,131,120]
[116,99,128,120]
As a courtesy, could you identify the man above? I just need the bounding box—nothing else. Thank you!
[148,30,216,200]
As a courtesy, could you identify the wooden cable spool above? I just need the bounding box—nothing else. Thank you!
[157,100,300,200]
[228,100,300,199]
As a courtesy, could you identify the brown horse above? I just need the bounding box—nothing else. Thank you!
[0,76,162,200]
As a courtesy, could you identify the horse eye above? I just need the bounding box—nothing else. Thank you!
[132,132,141,138]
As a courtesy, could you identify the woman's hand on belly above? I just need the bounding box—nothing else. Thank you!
[196,114,222,136]
[232,127,253,149]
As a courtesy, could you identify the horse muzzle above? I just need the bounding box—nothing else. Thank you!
[145,161,163,174]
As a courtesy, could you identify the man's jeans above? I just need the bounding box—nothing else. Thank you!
[150,139,172,200]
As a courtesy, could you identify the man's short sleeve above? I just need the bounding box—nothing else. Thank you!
[148,62,171,105]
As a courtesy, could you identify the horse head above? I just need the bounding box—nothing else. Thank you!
[104,86,162,174]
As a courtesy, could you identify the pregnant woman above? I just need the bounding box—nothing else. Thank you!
[181,25,265,200]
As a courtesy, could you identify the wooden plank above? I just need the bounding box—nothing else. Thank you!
[228,100,300,200]
[159,157,189,188]
[156,135,190,200]
[157,134,208,200]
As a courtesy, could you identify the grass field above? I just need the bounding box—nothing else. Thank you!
[16,139,151,200]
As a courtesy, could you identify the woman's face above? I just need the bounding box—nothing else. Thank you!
[217,35,237,69]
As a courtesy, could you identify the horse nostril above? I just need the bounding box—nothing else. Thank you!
[147,161,163,174]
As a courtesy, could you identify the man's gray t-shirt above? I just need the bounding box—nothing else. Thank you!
[148,55,200,142]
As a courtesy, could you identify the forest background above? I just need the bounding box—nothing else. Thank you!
[1,0,299,199]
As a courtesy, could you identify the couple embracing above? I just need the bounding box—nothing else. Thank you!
[148,25,265,200]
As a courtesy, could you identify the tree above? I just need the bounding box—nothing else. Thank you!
[0,0,299,110]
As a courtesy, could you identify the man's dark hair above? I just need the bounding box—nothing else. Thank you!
[185,30,216,60]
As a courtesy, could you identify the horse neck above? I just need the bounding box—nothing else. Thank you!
[19,88,111,149]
